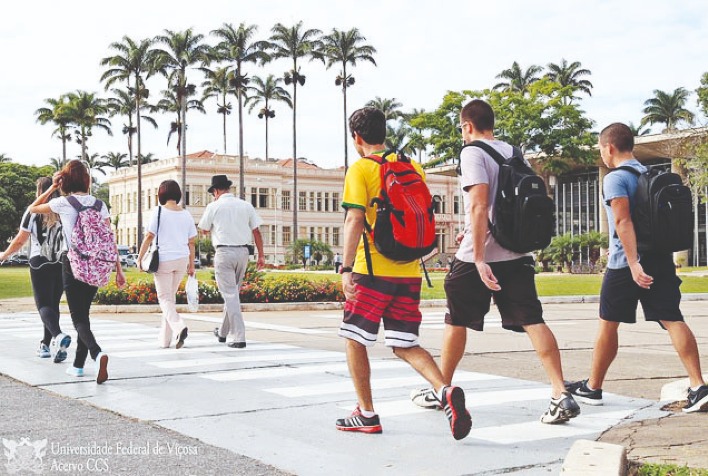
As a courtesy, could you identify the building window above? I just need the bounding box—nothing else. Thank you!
[332,193,340,212]
[299,191,307,211]
[282,226,291,246]
[270,225,277,246]
[453,195,460,215]
[333,227,340,246]
[260,225,270,246]
[258,188,269,208]
[316,192,323,212]
[309,227,316,241]
[324,227,330,244]
[282,190,291,211]
[250,187,258,208]
[324,192,330,212]
[309,192,315,211]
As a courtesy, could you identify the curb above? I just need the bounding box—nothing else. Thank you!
[561,439,627,475]
[660,373,708,402]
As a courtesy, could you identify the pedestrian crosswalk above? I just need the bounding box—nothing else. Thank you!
[0,311,661,475]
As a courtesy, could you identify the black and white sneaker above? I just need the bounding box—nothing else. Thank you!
[335,406,382,434]
[53,333,71,363]
[683,385,708,413]
[410,387,442,409]
[565,379,603,405]
[441,386,472,440]
[541,392,581,424]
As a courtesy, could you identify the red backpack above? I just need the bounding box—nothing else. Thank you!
[362,151,437,279]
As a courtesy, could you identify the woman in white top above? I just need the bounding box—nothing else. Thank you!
[137,180,197,349]
[0,177,70,362]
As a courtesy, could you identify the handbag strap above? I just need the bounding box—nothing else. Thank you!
[154,206,161,249]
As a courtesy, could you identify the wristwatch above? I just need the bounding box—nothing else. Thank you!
[339,266,353,274]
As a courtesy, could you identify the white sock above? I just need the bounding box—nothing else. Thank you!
[585,382,596,391]
[436,386,447,402]
[690,385,703,392]
[360,409,376,418]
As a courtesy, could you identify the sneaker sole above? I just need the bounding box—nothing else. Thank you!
[58,335,72,350]
[541,408,579,424]
[573,395,603,406]
[53,350,67,363]
[445,387,472,440]
[683,394,708,413]
[335,424,383,434]
[96,355,109,384]
[38,353,51,358]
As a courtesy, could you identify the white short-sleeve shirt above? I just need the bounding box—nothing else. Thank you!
[197,194,263,247]
[146,207,197,262]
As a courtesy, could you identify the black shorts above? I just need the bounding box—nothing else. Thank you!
[600,253,683,325]
[444,257,544,333]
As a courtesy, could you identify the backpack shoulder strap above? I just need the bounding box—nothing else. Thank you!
[66,195,83,211]
[364,149,398,165]
[463,140,508,167]
[92,198,104,211]
[612,165,642,176]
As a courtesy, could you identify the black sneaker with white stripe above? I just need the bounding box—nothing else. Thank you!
[683,385,708,413]
[410,387,442,409]
[336,406,382,434]
[541,392,581,424]
[565,379,603,405]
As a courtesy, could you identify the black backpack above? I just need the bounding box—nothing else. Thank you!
[460,140,554,253]
[612,165,693,252]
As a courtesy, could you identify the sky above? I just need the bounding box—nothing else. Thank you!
[2,0,708,173]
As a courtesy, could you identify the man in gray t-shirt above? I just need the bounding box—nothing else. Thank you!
[410,99,580,424]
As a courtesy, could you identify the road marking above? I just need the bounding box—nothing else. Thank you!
[111,343,295,358]
[149,351,343,369]
[204,360,409,381]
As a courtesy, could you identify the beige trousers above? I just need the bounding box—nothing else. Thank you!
[153,257,188,348]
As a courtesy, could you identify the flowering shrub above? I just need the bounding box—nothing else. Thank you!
[94,273,344,305]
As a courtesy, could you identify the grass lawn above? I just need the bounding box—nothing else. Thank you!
[1,266,707,301]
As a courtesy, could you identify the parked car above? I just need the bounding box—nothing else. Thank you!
[125,254,138,268]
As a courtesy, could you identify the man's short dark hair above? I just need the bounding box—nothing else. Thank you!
[599,123,634,153]
[461,99,495,132]
[349,107,386,145]
[158,179,182,205]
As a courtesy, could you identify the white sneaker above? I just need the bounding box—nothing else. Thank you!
[95,352,109,384]
[410,387,442,409]
[66,366,84,377]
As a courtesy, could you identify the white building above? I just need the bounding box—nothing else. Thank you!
[106,151,463,265]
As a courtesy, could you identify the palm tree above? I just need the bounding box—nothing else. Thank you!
[81,153,107,192]
[641,88,695,132]
[49,157,67,171]
[154,29,211,203]
[628,121,651,136]
[35,96,72,163]
[493,61,542,93]
[366,97,403,121]
[155,86,205,152]
[101,151,129,171]
[322,28,377,171]
[246,75,292,161]
[201,66,234,154]
[106,88,158,166]
[268,21,323,243]
[138,153,156,164]
[63,91,112,161]
[0,153,11,163]
[545,59,593,100]
[402,108,427,162]
[211,23,270,199]
[385,123,412,152]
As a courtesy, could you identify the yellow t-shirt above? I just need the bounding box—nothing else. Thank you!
[341,152,426,278]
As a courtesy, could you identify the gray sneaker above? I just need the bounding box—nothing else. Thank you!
[410,387,441,409]
[541,392,581,424]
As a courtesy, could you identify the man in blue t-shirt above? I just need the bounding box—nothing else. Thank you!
[566,123,707,413]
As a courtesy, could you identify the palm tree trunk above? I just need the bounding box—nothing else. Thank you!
[222,111,227,155]
[265,109,270,162]
[135,83,143,247]
[293,76,299,243]
[238,88,245,199]
[181,86,188,208]
[342,65,349,172]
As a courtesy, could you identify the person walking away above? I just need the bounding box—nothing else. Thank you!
[566,122,708,413]
[0,177,70,362]
[333,252,342,274]
[29,160,125,384]
[136,180,196,349]
[337,107,472,439]
[411,99,580,424]
[198,175,265,348]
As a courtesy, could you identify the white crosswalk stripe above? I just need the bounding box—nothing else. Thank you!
[0,312,651,457]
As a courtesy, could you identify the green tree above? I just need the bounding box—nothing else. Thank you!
[366,97,403,121]
[106,87,158,166]
[322,27,377,171]
[63,90,112,161]
[0,163,54,245]
[154,28,210,203]
[641,87,695,132]
[412,91,468,168]
[246,75,292,161]
[493,61,542,93]
[35,95,73,163]
[402,108,428,162]
[211,23,270,198]
[547,233,578,273]
[268,21,323,243]
[201,66,234,154]
[286,239,333,266]
[577,231,608,267]
[627,121,651,136]
[0,154,11,163]
[385,123,413,153]
[155,86,205,152]
[101,151,129,171]
[101,35,161,245]
[696,72,708,117]
[545,59,593,101]
[49,157,67,171]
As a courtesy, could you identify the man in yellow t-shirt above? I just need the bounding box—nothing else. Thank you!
[335,106,471,440]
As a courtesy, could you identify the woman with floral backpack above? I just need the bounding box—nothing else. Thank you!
[29,160,125,384]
